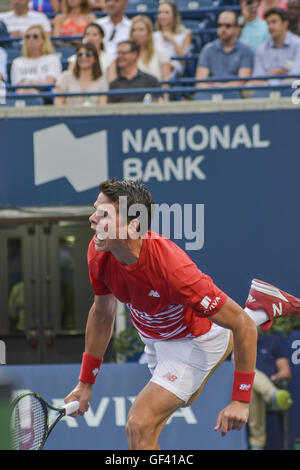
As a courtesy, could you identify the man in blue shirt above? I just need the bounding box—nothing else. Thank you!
[239,0,270,51]
[194,10,254,98]
[248,332,293,450]
[252,8,300,85]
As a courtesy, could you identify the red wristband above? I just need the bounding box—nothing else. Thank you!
[79,352,103,384]
[231,370,255,403]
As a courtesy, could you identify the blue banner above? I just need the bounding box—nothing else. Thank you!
[1,109,299,305]
[6,361,247,450]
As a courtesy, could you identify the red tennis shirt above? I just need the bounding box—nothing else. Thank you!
[87,231,228,341]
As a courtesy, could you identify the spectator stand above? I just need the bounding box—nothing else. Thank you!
[0,74,298,108]
[0,0,242,85]
[1,1,297,105]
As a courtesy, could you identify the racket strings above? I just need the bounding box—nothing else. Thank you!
[11,396,48,450]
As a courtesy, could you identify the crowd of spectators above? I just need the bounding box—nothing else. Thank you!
[0,0,299,105]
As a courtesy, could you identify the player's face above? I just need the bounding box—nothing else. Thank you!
[89,192,128,252]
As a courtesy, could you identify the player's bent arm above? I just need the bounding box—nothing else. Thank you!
[209,298,258,435]
[210,297,257,372]
[85,294,117,359]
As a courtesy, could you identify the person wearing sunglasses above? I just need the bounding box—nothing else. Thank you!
[67,23,114,79]
[54,41,108,105]
[10,24,62,94]
[194,10,254,99]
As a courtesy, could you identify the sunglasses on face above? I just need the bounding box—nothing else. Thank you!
[25,34,41,39]
[77,51,95,58]
[217,23,237,28]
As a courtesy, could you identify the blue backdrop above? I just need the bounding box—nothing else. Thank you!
[1,109,299,307]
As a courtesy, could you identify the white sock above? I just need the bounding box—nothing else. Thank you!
[244,307,268,327]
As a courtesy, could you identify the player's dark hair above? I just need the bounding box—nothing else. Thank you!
[99,178,155,230]
[264,7,289,21]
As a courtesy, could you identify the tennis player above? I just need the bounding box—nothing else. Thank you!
[64,178,300,450]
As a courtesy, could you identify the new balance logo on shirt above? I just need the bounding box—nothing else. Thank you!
[148,290,160,297]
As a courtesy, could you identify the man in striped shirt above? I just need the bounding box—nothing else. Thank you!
[64,178,300,450]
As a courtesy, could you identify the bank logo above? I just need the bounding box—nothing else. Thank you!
[33,124,108,192]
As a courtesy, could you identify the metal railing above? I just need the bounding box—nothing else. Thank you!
[0,75,299,103]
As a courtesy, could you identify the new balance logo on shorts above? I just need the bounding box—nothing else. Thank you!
[239,383,251,391]
[148,290,160,297]
[163,372,178,382]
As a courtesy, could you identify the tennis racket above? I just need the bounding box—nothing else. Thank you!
[10,392,79,450]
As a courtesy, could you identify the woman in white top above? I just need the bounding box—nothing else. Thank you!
[68,22,113,78]
[55,42,108,106]
[130,15,172,82]
[10,24,62,94]
[154,1,192,74]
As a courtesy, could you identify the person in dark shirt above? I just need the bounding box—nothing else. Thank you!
[248,332,293,450]
[108,40,161,103]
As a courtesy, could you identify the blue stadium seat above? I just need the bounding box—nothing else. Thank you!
[0,96,45,107]
[183,20,202,31]
[251,88,292,98]
[177,0,214,9]
[193,90,242,100]
[55,47,75,70]
[5,47,22,63]
[127,0,158,11]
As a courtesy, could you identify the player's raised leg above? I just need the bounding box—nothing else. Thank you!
[244,279,300,331]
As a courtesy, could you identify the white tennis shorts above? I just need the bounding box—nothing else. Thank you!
[141,323,231,404]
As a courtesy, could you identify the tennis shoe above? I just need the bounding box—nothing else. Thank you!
[246,279,300,331]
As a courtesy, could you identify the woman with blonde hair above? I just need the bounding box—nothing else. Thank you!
[10,24,62,93]
[53,0,96,37]
[130,15,172,82]
[154,1,192,74]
